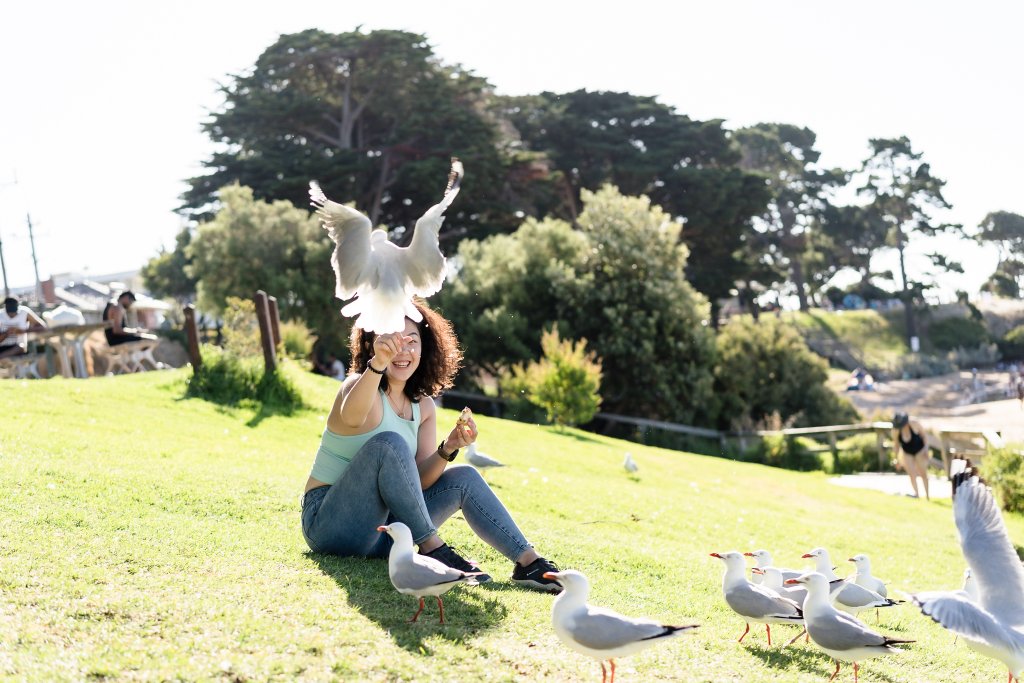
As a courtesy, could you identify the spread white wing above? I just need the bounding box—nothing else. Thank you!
[309,181,373,301]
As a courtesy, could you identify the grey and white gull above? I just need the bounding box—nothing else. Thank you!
[787,572,912,682]
[544,569,697,682]
[377,521,481,624]
[912,460,1024,682]
[711,551,804,646]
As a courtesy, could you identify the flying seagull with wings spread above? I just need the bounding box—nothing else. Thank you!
[309,159,463,334]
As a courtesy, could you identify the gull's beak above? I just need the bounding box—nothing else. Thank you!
[847,558,856,563]
[785,578,801,585]
[752,568,764,575]
[743,552,755,557]
[710,552,723,559]
[376,525,388,532]
[542,572,561,582]
[801,553,814,558]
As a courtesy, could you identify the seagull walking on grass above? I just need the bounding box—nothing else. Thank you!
[544,569,697,682]
[711,551,804,646]
[803,548,902,617]
[623,453,638,474]
[787,572,912,682]
[465,443,505,470]
[912,460,1024,681]
[310,158,463,334]
[377,521,481,624]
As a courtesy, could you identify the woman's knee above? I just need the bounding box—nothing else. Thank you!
[443,464,488,490]
[362,431,414,461]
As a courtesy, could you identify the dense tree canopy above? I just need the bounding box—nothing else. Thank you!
[978,211,1024,297]
[439,186,718,424]
[183,29,517,243]
[141,227,197,302]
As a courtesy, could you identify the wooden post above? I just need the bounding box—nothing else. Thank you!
[254,290,277,373]
[875,428,887,471]
[828,432,838,461]
[268,295,281,348]
[184,304,202,371]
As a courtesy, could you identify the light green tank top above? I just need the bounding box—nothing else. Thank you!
[309,390,421,485]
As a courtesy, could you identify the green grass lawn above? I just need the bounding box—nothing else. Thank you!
[0,365,1015,681]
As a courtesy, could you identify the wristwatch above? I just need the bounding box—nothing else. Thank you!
[438,440,459,462]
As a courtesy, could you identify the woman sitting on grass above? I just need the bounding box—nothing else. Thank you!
[301,299,560,592]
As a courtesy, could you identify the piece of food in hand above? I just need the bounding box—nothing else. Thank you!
[457,407,472,425]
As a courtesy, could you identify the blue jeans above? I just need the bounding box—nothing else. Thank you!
[301,431,532,562]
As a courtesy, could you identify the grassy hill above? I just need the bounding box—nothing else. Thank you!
[1,366,1018,681]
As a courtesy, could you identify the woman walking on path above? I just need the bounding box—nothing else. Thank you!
[300,299,561,592]
[891,412,931,500]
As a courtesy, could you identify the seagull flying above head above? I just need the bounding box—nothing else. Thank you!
[912,460,1024,681]
[545,569,697,683]
[310,158,463,334]
[377,521,481,624]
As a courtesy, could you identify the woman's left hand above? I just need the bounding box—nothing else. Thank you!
[443,414,477,453]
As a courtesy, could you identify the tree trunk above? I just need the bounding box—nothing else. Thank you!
[790,259,809,311]
[895,228,918,343]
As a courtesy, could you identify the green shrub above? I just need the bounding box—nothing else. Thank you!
[981,446,1024,513]
[497,365,548,424]
[499,327,602,428]
[221,297,262,358]
[883,353,956,379]
[743,434,821,471]
[831,433,892,474]
[186,345,304,412]
[714,318,859,429]
[999,325,1024,361]
[280,320,314,360]
[927,316,989,351]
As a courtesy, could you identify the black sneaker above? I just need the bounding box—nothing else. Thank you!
[422,543,492,582]
[511,557,562,593]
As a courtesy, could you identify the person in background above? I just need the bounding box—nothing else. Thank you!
[0,297,46,359]
[891,412,930,500]
[102,291,156,346]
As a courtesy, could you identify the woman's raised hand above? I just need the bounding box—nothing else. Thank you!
[371,332,414,369]
[443,411,478,453]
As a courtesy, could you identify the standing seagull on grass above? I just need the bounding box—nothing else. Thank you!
[465,443,505,470]
[544,569,697,682]
[310,159,463,334]
[787,572,913,682]
[803,548,902,617]
[378,522,481,624]
[912,460,1024,681]
[711,551,804,646]
[623,453,638,474]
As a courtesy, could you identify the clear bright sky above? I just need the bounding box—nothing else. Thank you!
[2,1,1021,302]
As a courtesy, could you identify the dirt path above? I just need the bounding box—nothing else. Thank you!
[838,369,1024,443]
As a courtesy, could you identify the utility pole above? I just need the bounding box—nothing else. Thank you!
[26,213,42,304]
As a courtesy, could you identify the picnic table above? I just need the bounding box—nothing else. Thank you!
[26,322,112,378]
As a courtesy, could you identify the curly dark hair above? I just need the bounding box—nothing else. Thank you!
[348,299,463,401]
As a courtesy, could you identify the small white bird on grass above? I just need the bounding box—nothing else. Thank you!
[711,551,804,646]
[465,443,505,470]
[544,569,697,683]
[912,460,1024,681]
[310,158,463,334]
[802,548,902,617]
[377,521,481,624]
[847,554,888,597]
[787,572,913,683]
[623,453,638,474]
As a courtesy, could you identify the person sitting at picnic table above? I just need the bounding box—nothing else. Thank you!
[0,297,46,359]
[102,291,157,346]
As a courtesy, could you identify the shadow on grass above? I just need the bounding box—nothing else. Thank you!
[746,640,906,683]
[307,552,509,654]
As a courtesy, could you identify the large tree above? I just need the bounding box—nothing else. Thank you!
[141,226,197,302]
[183,29,515,243]
[857,137,962,342]
[733,123,845,310]
[977,211,1024,297]
[440,185,718,425]
[496,90,770,320]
